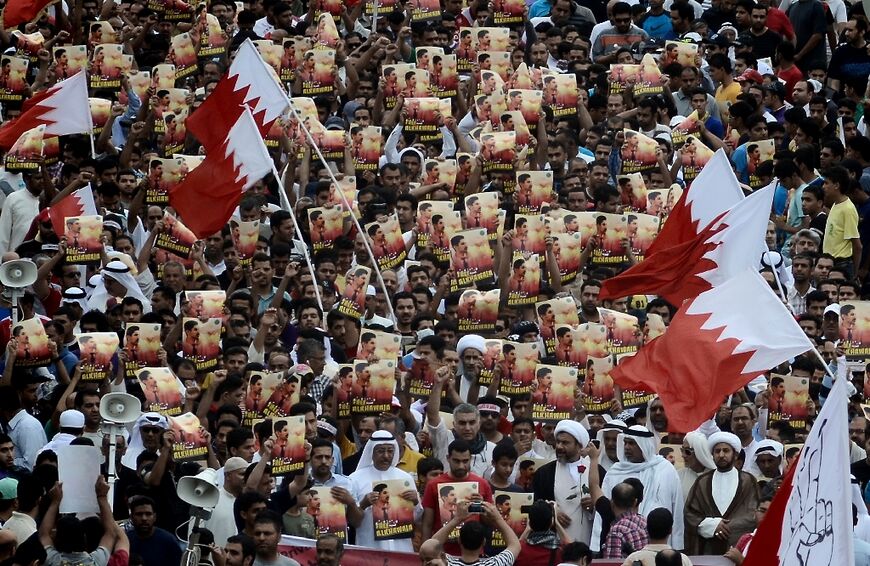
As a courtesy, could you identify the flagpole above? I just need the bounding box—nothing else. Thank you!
[88,126,96,159]
[269,161,324,312]
[371,0,378,37]
[286,102,398,325]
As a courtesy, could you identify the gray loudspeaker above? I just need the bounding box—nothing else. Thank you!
[177,469,220,509]
[100,393,142,424]
[0,260,37,288]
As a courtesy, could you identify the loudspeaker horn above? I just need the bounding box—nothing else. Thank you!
[178,468,220,509]
[100,393,142,424]
[0,260,37,289]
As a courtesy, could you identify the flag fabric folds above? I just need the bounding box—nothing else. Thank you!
[49,185,98,237]
[609,269,814,432]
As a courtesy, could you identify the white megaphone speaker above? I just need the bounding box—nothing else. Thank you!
[100,393,142,424]
[0,260,37,289]
[178,468,220,509]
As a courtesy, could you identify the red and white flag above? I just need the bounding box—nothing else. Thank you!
[185,39,288,150]
[646,149,744,256]
[3,0,56,29]
[743,371,852,566]
[610,269,813,432]
[599,182,773,306]
[48,185,98,238]
[169,107,272,239]
[0,72,91,150]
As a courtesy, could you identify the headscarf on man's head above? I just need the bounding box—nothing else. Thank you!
[87,260,151,314]
[356,430,400,470]
[121,412,169,470]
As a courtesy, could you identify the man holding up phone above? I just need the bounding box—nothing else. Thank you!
[431,500,521,566]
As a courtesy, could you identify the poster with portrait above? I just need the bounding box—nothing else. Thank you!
[365,214,407,271]
[536,296,580,355]
[430,53,458,98]
[542,73,578,117]
[181,318,222,371]
[497,341,540,395]
[356,329,401,363]
[230,219,259,265]
[328,365,352,418]
[479,52,511,83]
[12,318,51,367]
[642,313,667,344]
[337,266,371,319]
[738,138,775,189]
[168,33,198,79]
[423,158,457,190]
[438,482,479,540]
[620,129,658,174]
[491,0,524,23]
[64,215,103,264]
[490,492,533,548]
[77,332,119,382]
[662,40,698,67]
[597,308,641,355]
[409,357,437,399]
[0,56,28,102]
[280,37,309,83]
[403,97,441,140]
[840,301,870,359]
[372,478,415,540]
[244,371,285,424]
[137,367,185,416]
[479,131,516,173]
[300,49,336,95]
[184,290,225,320]
[151,63,176,90]
[88,44,124,89]
[464,192,500,238]
[554,231,583,284]
[681,135,714,184]
[351,359,396,415]
[263,374,302,418]
[589,213,628,265]
[326,175,358,217]
[531,364,578,422]
[155,211,197,259]
[582,356,615,413]
[507,63,539,90]
[306,486,347,540]
[616,353,655,408]
[554,323,608,378]
[88,98,112,135]
[512,214,546,258]
[309,207,344,252]
[499,111,530,148]
[768,375,810,429]
[410,0,440,21]
[479,339,502,386]
[271,415,307,475]
[427,209,462,263]
[627,213,661,261]
[352,126,382,171]
[313,12,339,49]
[616,173,647,213]
[11,31,42,63]
[670,111,700,148]
[53,45,88,80]
[450,228,495,291]
[506,253,540,307]
[456,28,477,72]
[198,12,228,57]
[506,89,542,126]
[457,289,500,333]
[513,458,548,491]
[5,125,45,172]
[382,63,416,109]
[86,21,116,46]
[123,323,161,378]
[608,63,639,95]
[514,171,553,214]
[634,54,664,96]
[168,413,209,461]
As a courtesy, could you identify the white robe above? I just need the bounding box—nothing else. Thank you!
[591,429,685,551]
[554,457,593,544]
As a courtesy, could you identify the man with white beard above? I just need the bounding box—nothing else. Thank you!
[532,420,596,544]
[591,425,684,551]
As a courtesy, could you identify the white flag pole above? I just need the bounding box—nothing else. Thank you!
[286,100,397,325]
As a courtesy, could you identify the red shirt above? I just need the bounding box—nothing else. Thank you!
[423,472,494,555]
[766,8,795,41]
[517,542,561,565]
[778,65,803,103]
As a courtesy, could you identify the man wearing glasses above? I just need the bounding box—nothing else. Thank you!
[591,2,650,64]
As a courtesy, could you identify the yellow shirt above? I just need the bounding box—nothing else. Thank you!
[824,199,860,259]
[715,81,741,118]
[397,447,424,479]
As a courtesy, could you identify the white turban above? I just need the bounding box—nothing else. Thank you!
[555,419,590,448]
[457,334,486,357]
[708,431,742,454]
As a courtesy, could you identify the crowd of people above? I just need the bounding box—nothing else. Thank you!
[0,0,869,563]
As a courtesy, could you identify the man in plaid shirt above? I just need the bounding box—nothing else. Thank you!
[603,482,649,559]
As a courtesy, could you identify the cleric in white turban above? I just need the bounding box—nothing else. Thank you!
[684,431,760,555]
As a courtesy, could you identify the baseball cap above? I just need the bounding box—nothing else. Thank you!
[736,69,763,84]
[224,457,249,474]
[0,478,17,501]
[824,304,841,317]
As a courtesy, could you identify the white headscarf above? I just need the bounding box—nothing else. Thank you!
[612,425,661,474]
[121,412,169,470]
[754,439,784,476]
[684,431,716,471]
[554,419,590,448]
[596,419,627,471]
[356,430,400,471]
[87,260,152,314]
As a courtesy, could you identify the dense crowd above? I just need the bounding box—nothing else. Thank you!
[0,0,869,564]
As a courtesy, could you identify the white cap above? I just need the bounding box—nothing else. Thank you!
[824,303,841,317]
[59,410,85,429]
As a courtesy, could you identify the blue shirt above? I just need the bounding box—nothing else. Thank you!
[641,12,672,39]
